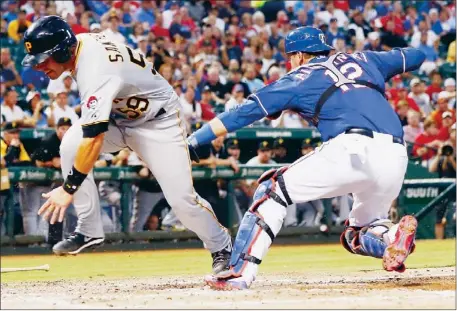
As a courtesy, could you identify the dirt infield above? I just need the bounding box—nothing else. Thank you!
[1,267,454,309]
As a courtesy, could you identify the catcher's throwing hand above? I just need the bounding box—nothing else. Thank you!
[38,186,73,224]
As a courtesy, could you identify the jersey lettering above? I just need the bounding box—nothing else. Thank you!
[101,41,124,63]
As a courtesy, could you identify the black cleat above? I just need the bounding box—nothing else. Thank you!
[211,242,232,274]
[52,232,104,255]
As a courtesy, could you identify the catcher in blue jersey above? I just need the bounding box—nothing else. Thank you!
[188,26,426,290]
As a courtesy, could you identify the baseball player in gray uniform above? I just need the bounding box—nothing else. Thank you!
[22,16,231,273]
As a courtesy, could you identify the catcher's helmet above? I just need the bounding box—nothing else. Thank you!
[22,16,77,67]
[285,26,334,54]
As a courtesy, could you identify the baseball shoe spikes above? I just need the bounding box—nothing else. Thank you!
[383,215,417,272]
[52,232,104,255]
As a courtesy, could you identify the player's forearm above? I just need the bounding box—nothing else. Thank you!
[62,134,104,194]
[188,99,265,147]
[74,134,105,174]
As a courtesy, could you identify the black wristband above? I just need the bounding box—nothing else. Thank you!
[63,166,88,194]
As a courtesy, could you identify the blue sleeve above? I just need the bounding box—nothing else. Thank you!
[247,75,300,117]
[190,75,303,147]
[364,48,426,81]
[219,99,267,132]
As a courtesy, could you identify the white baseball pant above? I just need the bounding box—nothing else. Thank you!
[240,131,408,284]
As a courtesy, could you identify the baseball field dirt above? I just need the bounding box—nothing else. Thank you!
[1,239,455,309]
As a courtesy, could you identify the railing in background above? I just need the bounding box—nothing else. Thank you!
[18,127,322,140]
[2,168,454,244]
[3,165,290,238]
[398,178,456,239]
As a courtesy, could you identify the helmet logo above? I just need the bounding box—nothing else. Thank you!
[25,42,32,53]
[319,34,325,44]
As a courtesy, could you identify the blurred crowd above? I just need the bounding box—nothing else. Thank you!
[0,0,456,239]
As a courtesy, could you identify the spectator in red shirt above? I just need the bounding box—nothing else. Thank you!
[413,118,441,161]
[63,11,88,35]
[431,91,456,128]
[380,8,405,36]
[199,100,216,121]
[179,7,196,33]
[394,88,420,112]
[388,75,404,101]
[426,71,443,103]
[197,24,218,50]
[200,85,216,110]
[150,11,169,38]
[437,112,454,141]
[334,0,349,12]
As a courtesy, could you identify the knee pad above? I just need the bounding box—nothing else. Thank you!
[250,167,293,211]
[340,219,393,258]
[225,211,275,277]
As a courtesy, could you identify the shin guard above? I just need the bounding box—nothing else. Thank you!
[341,219,393,258]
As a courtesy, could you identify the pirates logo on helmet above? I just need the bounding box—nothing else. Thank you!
[22,15,77,67]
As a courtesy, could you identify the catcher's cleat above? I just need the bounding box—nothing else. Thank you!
[211,242,232,274]
[383,215,417,272]
[204,274,249,290]
[52,232,104,255]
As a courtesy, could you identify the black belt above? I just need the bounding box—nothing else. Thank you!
[345,128,404,145]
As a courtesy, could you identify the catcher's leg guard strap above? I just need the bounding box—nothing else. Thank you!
[341,220,393,258]
[242,254,262,264]
[256,218,275,241]
[276,170,293,205]
[251,167,293,210]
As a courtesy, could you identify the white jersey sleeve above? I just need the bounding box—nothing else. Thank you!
[71,33,179,136]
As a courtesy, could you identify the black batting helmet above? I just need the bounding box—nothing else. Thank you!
[22,15,77,67]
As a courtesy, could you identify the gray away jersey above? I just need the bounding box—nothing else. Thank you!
[72,33,179,128]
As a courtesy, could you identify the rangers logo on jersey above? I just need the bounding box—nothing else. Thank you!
[86,96,98,110]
